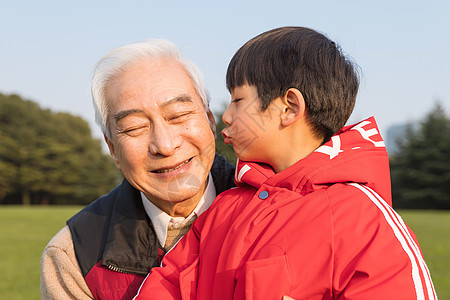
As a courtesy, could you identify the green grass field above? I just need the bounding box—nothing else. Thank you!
[399,210,450,299]
[0,206,83,300]
[0,207,448,299]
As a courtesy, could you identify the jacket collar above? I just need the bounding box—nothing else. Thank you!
[234,117,392,204]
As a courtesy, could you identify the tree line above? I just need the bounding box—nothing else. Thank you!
[0,93,122,205]
[1,93,449,209]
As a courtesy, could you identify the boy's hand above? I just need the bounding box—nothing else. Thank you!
[283,296,295,300]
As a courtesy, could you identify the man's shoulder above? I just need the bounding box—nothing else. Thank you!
[74,182,124,215]
[65,179,139,277]
[211,154,236,194]
[68,179,136,226]
[44,225,73,253]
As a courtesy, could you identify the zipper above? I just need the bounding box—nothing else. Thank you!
[106,264,148,276]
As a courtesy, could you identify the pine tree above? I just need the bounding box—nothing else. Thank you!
[390,102,450,209]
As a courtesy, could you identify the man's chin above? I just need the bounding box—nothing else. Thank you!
[164,168,204,193]
[165,184,204,203]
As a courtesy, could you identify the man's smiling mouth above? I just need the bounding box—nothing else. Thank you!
[153,158,192,173]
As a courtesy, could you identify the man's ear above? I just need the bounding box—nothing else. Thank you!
[206,109,217,139]
[104,134,121,170]
[280,88,306,127]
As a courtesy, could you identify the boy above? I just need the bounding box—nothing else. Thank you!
[134,27,436,299]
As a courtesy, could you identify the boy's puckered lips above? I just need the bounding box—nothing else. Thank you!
[221,130,231,145]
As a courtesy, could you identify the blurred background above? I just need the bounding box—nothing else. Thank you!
[1,0,449,298]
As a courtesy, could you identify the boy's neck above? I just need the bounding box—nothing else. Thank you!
[271,120,323,173]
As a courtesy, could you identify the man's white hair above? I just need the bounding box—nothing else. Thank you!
[91,39,209,138]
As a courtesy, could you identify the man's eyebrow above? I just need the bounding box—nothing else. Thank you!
[160,95,193,108]
[112,109,144,123]
[112,96,194,122]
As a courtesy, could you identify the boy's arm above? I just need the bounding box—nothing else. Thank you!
[134,216,203,300]
[332,185,437,299]
[40,225,94,299]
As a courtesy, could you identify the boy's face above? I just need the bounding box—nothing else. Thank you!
[222,84,282,169]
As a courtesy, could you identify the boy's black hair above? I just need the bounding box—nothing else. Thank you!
[226,26,359,143]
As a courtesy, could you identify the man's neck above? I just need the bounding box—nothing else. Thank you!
[141,174,216,247]
[163,194,203,217]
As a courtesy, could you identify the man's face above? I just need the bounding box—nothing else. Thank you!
[104,59,216,215]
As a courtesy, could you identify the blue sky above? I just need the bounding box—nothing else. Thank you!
[1,0,449,141]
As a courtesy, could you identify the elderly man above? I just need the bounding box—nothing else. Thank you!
[40,40,235,299]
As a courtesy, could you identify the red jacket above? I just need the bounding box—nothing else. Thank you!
[134,117,436,300]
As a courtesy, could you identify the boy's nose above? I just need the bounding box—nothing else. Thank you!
[222,105,233,126]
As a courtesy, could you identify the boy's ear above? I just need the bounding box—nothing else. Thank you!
[280,88,306,127]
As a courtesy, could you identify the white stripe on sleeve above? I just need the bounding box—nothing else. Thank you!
[348,183,437,300]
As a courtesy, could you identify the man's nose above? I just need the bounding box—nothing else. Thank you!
[148,123,182,156]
